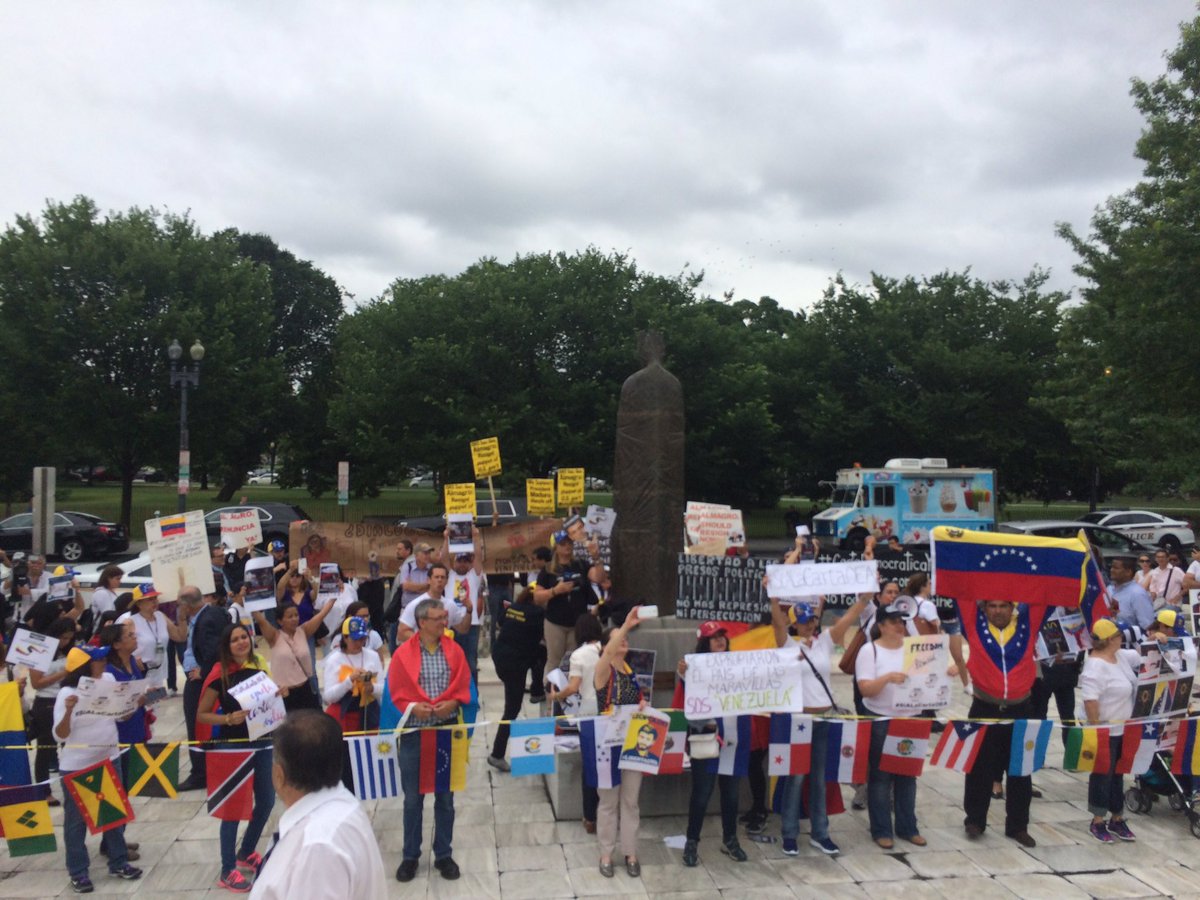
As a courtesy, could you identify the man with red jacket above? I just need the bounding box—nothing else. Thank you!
[388,598,472,883]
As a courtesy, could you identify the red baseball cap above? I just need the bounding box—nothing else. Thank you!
[697,621,727,639]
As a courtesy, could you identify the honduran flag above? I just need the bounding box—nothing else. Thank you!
[1171,719,1200,776]
[717,716,753,777]
[931,721,989,774]
[1008,719,1053,776]
[931,526,1089,608]
[1062,726,1111,773]
[878,718,932,777]
[509,718,557,777]
[767,713,813,777]
[417,727,468,794]
[580,718,621,789]
[1116,721,1160,776]
[659,711,690,775]
[824,720,870,783]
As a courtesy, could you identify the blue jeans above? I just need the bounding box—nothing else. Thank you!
[1087,736,1125,817]
[782,719,830,842]
[686,762,739,842]
[387,620,399,654]
[62,764,127,879]
[867,719,918,840]
[307,635,319,694]
[399,731,454,860]
[219,746,274,876]
[456,626,480,681]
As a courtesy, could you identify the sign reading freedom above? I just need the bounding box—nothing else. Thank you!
[765,560,878,598]
[675,554,771,622]
[681,648,806,720]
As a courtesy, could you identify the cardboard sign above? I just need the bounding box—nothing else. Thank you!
[893,635,951,712]
[242,557,276,613]
[618,708,670,774]
[765,561,879,599]
[684,501,746,554]
[676,553,771,622]
[444,483,477,516]
[227,671,287,741]
[145,510,215,597]
[557,468,585,507]
[470,437,502,479]
[8,627,56,672]
[681,647,806,720]
[220,509,262,550]
[526,479,556,516]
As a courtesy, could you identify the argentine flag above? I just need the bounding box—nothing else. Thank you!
[1008,719,1053,777]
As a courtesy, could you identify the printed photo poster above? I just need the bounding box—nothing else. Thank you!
[145,510,215,597]
[317,563,341,601]
[227,671,287,741]
[75,677,143,719]
[1132,675,1193,719]
[617,708,670,774]
[241,557,276,613]
[1035,609,1092,661]
[893,634,951,712]
[447,514,474,554]
[625,648,657,699]
[7,627,56,673]
[49,573,73,603]
[220,509,262,550]
[1138,638,1196,680]
[577,505,616,567]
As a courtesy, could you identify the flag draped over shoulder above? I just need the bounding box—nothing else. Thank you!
[931,527,1089,607]
[417,727,468,794]
[0,683,30,788]
[65,760,134,834]
[0,783,56,857]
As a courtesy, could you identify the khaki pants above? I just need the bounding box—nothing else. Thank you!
[543,621,577,679]
[597,771,642,860]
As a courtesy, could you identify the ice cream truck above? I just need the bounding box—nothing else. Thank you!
[812,458,997,551]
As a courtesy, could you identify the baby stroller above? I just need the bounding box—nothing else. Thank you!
[1124,751,1200,838]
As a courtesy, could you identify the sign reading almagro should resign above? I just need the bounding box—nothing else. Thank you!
[675,553,770,622]
[765,560,878,599]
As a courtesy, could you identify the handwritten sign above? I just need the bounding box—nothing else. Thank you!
[765,561,878,599]
[557,468,584,507]
[470,437,502,479]
[681,648,806,720]
[893,635,951,712]
[220,509,262,549]
[685,501,746,553]
[8,627,56,673]
[526,479,555,516]
[618,708,670,774]
[444,483,477,517]
[676,554,771,622]
[227,671,287,740]
[242,556,276,613]
[146,510,215,597]
[75,677,142,719]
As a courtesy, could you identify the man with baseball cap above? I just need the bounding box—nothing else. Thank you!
[269,540,290,585]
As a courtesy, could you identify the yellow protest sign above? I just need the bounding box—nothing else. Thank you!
[557,468,585,507]
[526,479,556,516]
[444,483,478,516]
[470,437,502,479]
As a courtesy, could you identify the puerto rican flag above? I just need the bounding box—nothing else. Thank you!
[824,720,870,783]
[930,721,989,774]
[878,718,932,777]
[767,713,813,776]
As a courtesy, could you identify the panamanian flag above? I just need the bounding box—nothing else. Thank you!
[767,713,813,776]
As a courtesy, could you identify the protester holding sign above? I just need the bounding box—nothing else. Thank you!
[27,618,76,787]
[275,562,321,692]
[120,583,188,687]
[535,529,602,680]
[251,595,335,711]
[101,622,150,750]
[855,602,927,849]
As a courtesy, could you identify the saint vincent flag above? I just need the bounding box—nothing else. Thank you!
[417,727,468,794]
[1063,726,1112,773]
[64,759,134,834]
[206,749,256,821]
[0,783,56,857]
[0,682,31,788]
[931,526,1088,607]
[126,742,180,798]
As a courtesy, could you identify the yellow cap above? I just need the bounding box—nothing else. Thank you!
[1091,619,1119,641]
[1157,609,1178,629]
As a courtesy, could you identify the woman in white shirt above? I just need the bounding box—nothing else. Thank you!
[322,617,383,731]
[856,602,925,850]
[545,614,604,834]
[121,583,187,686]
[89,566,123,622]
[28,618,76,787]
[1080,618,1142,843]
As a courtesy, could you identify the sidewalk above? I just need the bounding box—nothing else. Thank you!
[4,657,1200,898]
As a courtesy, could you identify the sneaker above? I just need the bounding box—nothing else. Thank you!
[781,838,799,856]
[236,851,264,873]
[1107,819,1136,842]
[683,839,699,866]
[1089,821,1113,843]
[963,682,974,696]
[434,857,460,880]
[720,839,748,862]
[810,836,841,856]
[108,864,142,881]
[70,876,94,894]
[395,859,419,882]
[487,755,511,772]
[218,870,252,893]
[744,813,767,835]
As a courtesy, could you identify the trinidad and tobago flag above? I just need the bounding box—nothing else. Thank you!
[931,526,1089,607]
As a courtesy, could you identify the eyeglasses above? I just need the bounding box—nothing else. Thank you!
[1138,558,1150,564]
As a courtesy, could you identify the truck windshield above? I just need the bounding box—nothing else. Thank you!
[830,486,858,507]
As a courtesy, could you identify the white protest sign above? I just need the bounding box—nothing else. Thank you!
[584,505,617,539]
[242,556,276,613]
[317,563,340,601]
[228,670,287,741]
[75,677,142,718]
[145,510,215,597]
[893,634,952,712]
[447,513,474,554]
[220,509,262,549]
[765,561,879,599]
[8,627,57,672]
[49,573,73,602]
[681,647,806,720]
[684,501,746,553]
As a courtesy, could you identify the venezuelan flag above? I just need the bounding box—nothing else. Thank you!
[418,727,468,794]
[1171,720,1200,775]
[931,527,1088,607]
[160,515,187,537]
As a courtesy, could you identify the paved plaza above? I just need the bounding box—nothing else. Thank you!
[5,656,1200,899]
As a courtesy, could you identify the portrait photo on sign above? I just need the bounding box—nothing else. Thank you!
[447,514,474,554]
[618,709,669,774]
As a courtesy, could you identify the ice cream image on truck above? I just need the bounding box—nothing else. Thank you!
[813,458,996,552]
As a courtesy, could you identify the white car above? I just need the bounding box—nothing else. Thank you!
[247,472,276,485]
[1077,510,1195,552]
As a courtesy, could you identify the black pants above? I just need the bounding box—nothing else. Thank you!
[1031,663,1078,745]
[963,697,1033,835]
[492,661,529,759]
[747,748,768,816]
[687,766,739,842]
[582,782,599,822]
[183,677,205,786]
[282,681,320,712]
[30,695,58,783]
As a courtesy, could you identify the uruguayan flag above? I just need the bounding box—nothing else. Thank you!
[346,734,401,800]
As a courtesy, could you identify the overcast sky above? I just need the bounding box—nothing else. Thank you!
[2,1,1193,310]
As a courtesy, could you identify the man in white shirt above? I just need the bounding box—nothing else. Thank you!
[249,710,385,900]
[2,552,50,625]
[1148,548,1185,610]
[1182,546,1200,593]
[446,527,485,679]
[395,564,469,644]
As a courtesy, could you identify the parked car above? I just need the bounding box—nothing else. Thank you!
[75,548,265,595]
[1077,509,1194,553]
[62,512,129,555]
[203,502,310,549]
[395,497,543,531]
[0,511,124,563]
[1000,520,1157,560]
[408,471,434,488]
[247,472,277,485]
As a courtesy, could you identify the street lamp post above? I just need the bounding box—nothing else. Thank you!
[168,339,205,513]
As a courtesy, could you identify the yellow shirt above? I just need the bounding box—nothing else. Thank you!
[987,620,1017,647]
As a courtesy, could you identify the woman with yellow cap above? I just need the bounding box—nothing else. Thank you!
[1080,617,1141,843]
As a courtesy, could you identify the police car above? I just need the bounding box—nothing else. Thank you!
[1077,509,1195,553]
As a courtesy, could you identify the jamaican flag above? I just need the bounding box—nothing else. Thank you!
[126,742,180,798]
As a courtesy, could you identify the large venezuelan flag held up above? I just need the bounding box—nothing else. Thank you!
[931,526,1090,607]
